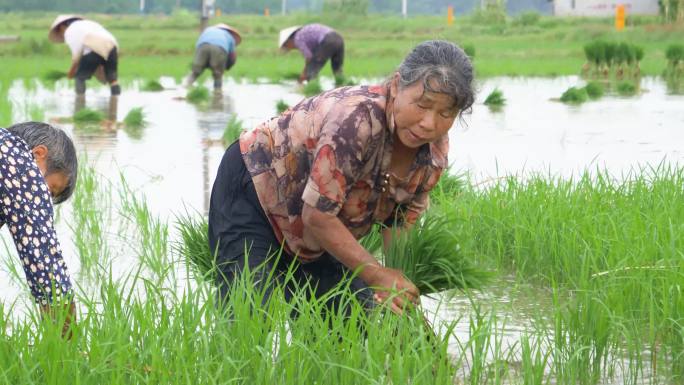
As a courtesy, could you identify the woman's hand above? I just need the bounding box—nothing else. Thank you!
[40,301,76,339]
[363,265,420,315]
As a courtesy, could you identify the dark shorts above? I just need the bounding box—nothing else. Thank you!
[75,47,118,82]
[305,31,345,80]
[208,142,374,314]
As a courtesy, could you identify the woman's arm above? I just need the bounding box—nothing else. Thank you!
[302,203,419,313]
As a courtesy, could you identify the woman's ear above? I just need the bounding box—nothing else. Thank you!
[31,145,48,162]
[390,72,400,97]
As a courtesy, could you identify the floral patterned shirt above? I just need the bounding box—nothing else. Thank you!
[0,128,72,305]
[239,85,448,262]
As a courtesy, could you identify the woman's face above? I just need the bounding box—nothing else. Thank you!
[390,74,458,149]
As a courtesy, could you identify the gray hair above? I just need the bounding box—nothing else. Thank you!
[397,40,475,114]
[7,122,78,204]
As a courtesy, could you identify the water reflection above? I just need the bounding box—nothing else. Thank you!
[198,89,235,213]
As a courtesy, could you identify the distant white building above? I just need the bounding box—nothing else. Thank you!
[553,0,659,16]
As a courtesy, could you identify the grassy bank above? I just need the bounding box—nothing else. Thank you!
[0,12,683,83]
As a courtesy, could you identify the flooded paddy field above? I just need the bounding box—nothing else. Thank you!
[1,76,683,384]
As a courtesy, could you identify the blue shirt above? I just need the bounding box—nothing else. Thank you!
[0,128,72,305]
[196,27,235,54]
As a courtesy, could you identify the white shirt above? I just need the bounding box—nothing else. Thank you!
[64,20,118,60]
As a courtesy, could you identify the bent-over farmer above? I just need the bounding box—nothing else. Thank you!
[48,15,120,96]
[186,23,242,90]
[279,23,345,83]
[1,122,79,335]
[208,41,474,315]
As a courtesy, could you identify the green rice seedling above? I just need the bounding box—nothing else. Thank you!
[334,74,356,87]
[384,210,492,294]
[583,81,604,99]
[429,170,466,208]
[123,107,146,139]
[603,41,616,75]
[175,214,213,280]
[123,107,146,127]
[68,163,112,274]
[358,224,383,256]
[276,99,290,114]
[483,88,505,108]
[42,69,67,82]
[282,71,301,81]
[559,86,588,104]
[223,115,244,146]
[302,79,323,97]
[142,79,164,91]
[186,86,210,104]
[665,43,684,77]
[73,108,104,124]
[117,176,170,282]
[616,80,637,96]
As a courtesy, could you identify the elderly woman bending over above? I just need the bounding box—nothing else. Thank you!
[1,122,78,334]
[208,40,474,314]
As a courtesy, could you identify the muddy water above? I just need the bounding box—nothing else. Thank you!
[6,76,683,219]
[1,76,682,383]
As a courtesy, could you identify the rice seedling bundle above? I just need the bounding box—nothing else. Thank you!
[73,108,104,124]
[42,69,67,82]
[178,210,489,295]
[665,44,684,77]
[334,74,356,87]
[583,81,604,99]
[123,107,146,127]
[142,79,164,91]
[186,86,210,103]
[223,115,244,146]
[176,214,214,281]
[383,211,491,294]
[302,79,323,97]
[483,88,505,107]
[616,80,637,96]
[276,99,290,114]
[559,87,588,104]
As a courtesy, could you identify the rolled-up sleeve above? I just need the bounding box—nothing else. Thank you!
[301,103,373,216]
[0,141,72,305]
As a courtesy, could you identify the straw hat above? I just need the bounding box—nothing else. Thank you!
[48,14,83,43]
[213,23,242,46]
[278,26,301,49]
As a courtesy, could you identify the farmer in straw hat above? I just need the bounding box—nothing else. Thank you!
[48,15,120,96]
[0,122,79,336]
[209,41,474,315]
[186,24,242,90]
[279,23,345,83]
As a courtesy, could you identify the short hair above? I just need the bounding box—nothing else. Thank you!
[396,40,475,114]
[7,122,78,204]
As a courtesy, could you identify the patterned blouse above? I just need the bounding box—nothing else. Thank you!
[293,23,334,61]
[240,85,448,262]
[0,128,72,305]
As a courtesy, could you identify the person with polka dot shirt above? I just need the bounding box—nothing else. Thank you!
[1,122,78,334]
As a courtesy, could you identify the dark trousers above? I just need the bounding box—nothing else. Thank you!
[208,142,374,314]
[304,32,345,81]
[190,44,232,89]
[75,47,118,82]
